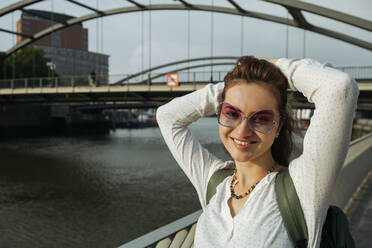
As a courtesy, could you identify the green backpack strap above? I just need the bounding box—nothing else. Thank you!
[275,168,309,248]
[206,168,234,205]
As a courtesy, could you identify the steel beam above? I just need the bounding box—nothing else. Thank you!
[115,56,238,84]
[3,3,372,58]
[143,62,235,83]
[227,0,246,13]
[65,0,104,14]
[0,28,33,38]
[176,0,194,8]
[286,8,312,29]
[126,0,146,9]
[263,0,372,32]
[0,0,43,17]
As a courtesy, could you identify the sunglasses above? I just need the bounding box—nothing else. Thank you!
[217,102,279,134]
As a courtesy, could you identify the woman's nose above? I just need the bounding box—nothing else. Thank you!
[234,117,254,136]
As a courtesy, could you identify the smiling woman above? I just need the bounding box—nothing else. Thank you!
[156,56,359,247]
[218,83,281,167]
[219,57,296,167]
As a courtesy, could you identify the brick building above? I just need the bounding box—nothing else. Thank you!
[17,9,109,81]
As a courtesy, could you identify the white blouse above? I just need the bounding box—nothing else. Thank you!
[156,58,359,248]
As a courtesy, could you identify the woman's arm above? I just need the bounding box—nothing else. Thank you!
[156,82,228,208]
[274,58,359,247]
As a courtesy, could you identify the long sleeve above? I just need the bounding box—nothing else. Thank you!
[156,82,229,209]
[275,58,360,248]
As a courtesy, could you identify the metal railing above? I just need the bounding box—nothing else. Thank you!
[1,66,371,90]
[0,71,229,90]
[338,66,372,81]
[119,211,201,248]
[119,131,372,248]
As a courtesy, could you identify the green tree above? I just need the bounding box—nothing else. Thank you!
[0,46,53,79]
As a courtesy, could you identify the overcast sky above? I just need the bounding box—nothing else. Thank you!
[0,0,371,75]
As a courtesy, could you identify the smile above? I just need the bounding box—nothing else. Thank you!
[232,138,257,147]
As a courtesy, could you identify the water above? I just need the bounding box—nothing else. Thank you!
[0,117,303,248]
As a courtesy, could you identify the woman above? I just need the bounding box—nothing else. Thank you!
[156,56,359,247]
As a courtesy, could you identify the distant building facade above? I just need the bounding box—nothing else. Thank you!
[17,9,108,81]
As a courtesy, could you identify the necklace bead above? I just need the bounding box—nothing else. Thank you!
[230,163,277,200]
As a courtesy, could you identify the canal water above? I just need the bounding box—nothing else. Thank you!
[0,117,303,248]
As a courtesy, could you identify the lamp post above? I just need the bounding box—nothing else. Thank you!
[0,52,6,80]
[46,61,56,87]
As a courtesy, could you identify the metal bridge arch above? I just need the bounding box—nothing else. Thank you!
[114,56,239,84]
[0,0,371,59]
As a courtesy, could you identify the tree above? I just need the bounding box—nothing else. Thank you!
[0,46,53,79]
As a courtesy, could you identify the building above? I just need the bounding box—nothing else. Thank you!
[16,9,109,82]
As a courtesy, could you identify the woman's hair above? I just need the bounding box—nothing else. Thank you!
[222,56,298,167]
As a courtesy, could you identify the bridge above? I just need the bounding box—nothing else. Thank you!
[1,0,371,108]
[1,67,372,111]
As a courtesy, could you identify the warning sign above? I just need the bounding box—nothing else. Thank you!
[166,73,179,87]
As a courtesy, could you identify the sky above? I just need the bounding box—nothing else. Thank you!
[0,0,371,76]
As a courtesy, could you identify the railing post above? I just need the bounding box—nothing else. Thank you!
[147,74,151,86]
[11,79,14,89]
[71,76,74,87]
[55,78,58,88]
[39,78,42,88]
[193,72,196,89]
[25,79,28,89]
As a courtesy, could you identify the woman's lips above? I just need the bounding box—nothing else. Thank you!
[231,138,257,150]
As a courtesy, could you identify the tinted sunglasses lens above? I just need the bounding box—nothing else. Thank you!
[219,103,241,127]
[249,110,275,133]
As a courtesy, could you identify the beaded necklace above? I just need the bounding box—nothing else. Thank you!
[230,163,277,200]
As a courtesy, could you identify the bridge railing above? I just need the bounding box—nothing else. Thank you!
[1,66,371,90]
[0,71,229,89]
[118,132,372,248]
[338,66,372,81]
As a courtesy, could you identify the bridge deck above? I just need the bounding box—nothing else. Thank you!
[1,81,372,107]
[349,170,372,248]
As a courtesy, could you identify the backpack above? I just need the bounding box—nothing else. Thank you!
[206,168,355,248]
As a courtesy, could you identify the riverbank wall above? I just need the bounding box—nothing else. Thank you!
[0,104,110,138]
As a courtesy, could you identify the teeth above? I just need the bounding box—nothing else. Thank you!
[233,138,253,146]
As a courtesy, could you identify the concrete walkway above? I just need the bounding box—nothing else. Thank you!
[349,172,372,248]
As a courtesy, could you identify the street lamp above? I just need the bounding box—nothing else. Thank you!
[0,52,6,80]
[46,61,56,86]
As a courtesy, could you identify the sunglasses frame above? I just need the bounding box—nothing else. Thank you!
[217,102,280,134]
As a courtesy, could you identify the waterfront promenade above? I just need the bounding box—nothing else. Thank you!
[1,1,371,247]
[349,170,372,248]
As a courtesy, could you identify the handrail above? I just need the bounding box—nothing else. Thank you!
[118,210,202,248]
[349,130,372,146]
[0,66,371,90]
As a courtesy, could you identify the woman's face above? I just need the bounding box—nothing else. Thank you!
[218,82,282,163]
